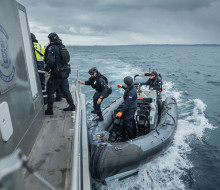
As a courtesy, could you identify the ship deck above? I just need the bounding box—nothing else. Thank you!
[24,91,76,190]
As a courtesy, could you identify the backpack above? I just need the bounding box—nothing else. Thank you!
[55,66,70,79]
[99,74,108,85]
[99,74,112,94]
[58,45,70,65]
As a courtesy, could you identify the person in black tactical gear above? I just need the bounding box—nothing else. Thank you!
[145,71,162,91]
[145,71,162,112]
[44,32,75,115]
[78,67,110,121]
[31,33,47,104]
[116,76,137,139]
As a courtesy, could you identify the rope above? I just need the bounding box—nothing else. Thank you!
[155,100,176,135]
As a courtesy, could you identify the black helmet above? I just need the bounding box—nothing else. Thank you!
[151,71,157,77]
[31,33,36,40]
[124,76,133,86]
[48,32,59,42]
[31,33,38,42]
[88,67,98,75]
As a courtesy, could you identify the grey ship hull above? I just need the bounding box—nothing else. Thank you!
[0,0,44,158]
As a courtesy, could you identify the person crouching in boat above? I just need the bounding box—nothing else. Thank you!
[116,76,137,139]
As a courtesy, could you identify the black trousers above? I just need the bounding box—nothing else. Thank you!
[37,61,47,103]
[39,73,45,90]
[47,76,74,110]
[39,72,47,104]
[123,108,136,139]
[93,91,109,117]
[56,85,63,98]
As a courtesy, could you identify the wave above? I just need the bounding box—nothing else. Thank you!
[206,81,220,87]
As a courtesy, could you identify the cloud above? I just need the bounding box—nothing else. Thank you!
[17,0,220,45]
[146,0,217,11]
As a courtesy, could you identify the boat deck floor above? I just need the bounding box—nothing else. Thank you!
[24,99,75,190]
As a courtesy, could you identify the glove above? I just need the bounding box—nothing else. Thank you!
[116,112,122,118]
[117,84,122,88]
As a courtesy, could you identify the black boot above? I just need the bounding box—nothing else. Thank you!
[45,108,53,115]
[92,115,104,121]
[63,104,76,111]
[55,96,62,102]
[91,110,98,114]
[99,116,104,121]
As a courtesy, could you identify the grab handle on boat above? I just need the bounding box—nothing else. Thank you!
[114,146,122,151]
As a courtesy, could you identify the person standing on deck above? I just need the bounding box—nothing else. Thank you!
[31,33,47,104]
[44,32,75,115]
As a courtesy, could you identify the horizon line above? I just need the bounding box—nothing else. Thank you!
[65,43,220,46]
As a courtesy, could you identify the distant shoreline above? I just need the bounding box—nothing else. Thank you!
[66,44,220,47]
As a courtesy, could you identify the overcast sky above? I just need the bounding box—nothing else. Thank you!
[17,0,220,46]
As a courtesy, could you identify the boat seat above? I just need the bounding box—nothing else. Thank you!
[137,99,144,107]
[112,109,123,137]
[136,109,149,124]
[138,120,148,126]
[140,104,151,112]
[143,98,153,104]
[136,109,150,135]
[114,118,123,126]
[137,98,153,108]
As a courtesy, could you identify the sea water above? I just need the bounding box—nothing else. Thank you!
[68,45,220,190]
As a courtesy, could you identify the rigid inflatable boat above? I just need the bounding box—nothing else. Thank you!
[88,75,178,184]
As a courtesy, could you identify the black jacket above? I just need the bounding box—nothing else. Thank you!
[121,84,137,112]
[44,41,62,73]
[145,77,162,91]
[85,73,109,97]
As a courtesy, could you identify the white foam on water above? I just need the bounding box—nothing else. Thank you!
[98,81,214,190]
[162,81,182,103]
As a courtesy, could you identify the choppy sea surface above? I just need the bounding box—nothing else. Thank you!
[68,45,220,190]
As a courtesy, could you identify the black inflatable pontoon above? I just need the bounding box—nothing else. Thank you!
[89,78,178,184]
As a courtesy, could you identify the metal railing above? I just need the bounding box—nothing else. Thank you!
[71,66,91,190]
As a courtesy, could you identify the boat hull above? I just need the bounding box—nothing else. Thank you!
[89,96,178,182]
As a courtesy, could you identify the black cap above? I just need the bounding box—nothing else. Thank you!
[88,67,98,75]
[124,76,133,86]
[48,32,59,42]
